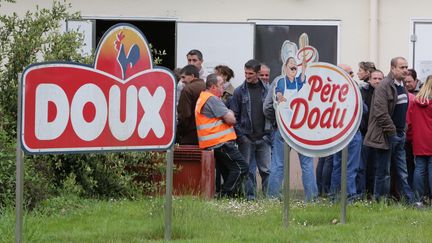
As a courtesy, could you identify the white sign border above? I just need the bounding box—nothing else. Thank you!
[276,62,363,157]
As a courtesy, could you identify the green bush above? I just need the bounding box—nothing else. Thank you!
[0,130,53,210]
[0,1,169,211]
[32,152,167,199]
[1,137,168,211]
[0,130,15,208]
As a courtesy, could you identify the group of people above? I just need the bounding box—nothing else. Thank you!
[175,49,432,206]
[319,58,431,207]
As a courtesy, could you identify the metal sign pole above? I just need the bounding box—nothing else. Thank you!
[340,147,348,224]
[283,143,291,228]
[15,74,23,243]
[164,145,174,240]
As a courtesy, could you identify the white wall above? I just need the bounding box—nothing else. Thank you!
[3,0,432,190]
[4,0,431,75]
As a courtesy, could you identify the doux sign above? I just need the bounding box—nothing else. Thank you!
[21,24,176,153]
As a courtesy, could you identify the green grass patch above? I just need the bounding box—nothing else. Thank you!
[1,196,431,242]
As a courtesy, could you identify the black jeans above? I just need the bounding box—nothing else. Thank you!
[316,155,333,196]
[214,141,248,197]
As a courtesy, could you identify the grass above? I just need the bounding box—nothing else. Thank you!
[1,196,432,242]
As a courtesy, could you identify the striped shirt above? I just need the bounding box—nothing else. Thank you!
[392,80,408,133]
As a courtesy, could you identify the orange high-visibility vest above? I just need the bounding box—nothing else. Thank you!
[195,91,237,149]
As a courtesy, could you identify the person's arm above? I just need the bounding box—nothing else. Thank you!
[275,78,285,103]
[300,58,307,82]
[372,81,396,136]
[230,87,244,138]
[176,88,193,135]
[276,91,285,103]
[263,82,276,122]
[222,110,236,125]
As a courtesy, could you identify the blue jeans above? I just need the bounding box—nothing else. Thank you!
[316,155,333,196]
[330,131,362,198]
[266,130,317,201]
[413,156,432,200]
[267,130,285,198]
[299,154,318,201]
[374,133,415,203]
[361,144,377,195]
[404,141,415,187]
[238,137,271,199]
[357,139,367,195]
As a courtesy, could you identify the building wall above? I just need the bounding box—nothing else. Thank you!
[2,0,431,191]
[3,0,431,73]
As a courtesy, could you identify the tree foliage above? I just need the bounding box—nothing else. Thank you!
[0,0,16,7]
[0,0,92,210]
[0,0,166,210]
[0,0,89,140]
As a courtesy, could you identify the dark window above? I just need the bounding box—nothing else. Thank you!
[255,25,338,81]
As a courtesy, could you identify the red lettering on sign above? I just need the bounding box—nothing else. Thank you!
[290,98,347,130]
[308,75,350,103]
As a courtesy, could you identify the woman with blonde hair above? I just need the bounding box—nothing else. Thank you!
[407,75,432,200]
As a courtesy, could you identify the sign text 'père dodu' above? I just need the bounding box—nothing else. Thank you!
[21,24,176,153]
[276,62,362,157]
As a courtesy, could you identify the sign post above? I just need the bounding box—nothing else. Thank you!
[19,23,176,240]
[283,143,291,228]
[164,146,174,240]
[15,74,23,243]
[341,147,348,224]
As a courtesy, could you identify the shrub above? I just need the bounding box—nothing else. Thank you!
[0,130,53,210]
[0,130,15,209]
[0,0,169,211]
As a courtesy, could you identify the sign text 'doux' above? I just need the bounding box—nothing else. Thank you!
[21,24,176,153]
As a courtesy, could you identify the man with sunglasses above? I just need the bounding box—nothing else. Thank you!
[269,57,318,201]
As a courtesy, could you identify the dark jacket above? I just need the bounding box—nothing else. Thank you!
[221,82,235,109]
[364,72,407,149]
[176,78,205,145]
[360,83,374,135]
[263,78,278,127]
[231,80,272,140]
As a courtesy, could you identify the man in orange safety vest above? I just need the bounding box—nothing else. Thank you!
[195,73,248,198]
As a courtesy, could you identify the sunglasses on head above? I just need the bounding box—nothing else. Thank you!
[290,67,297,71]
[360,61,376,70]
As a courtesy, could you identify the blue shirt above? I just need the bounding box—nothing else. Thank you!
[275,76,304,95]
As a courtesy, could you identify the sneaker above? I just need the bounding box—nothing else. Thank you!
[412,201,425,209]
